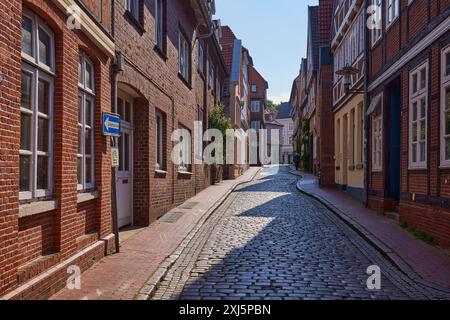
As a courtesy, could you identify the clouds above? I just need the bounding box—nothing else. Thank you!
[268,92,290,104]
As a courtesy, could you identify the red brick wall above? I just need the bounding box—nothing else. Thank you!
[318,63,335,186]
[114,0,225,224]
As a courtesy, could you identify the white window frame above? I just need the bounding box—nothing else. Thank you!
[20,10,55,201]
[178,31,190,82]
[440,46,450,167]
[127,0,140,21]
[371,94,383,172]
[409,61,428,169]
[370,0,382,47]
[251,84,257,93]
[386,0,399,29]
[78,52,95,191]
[156,111,164,170]
[155,0,164,50]
[22,9,55,74]
[251,121,261,131]
[251,100,260,113]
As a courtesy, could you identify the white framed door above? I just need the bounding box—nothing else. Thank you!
[116,93,134,228]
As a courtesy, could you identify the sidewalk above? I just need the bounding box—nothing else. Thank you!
[293,169,450,290]
[50,167,260,300]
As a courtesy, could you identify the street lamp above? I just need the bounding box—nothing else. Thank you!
[336,64,364,95]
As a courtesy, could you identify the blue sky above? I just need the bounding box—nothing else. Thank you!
[214,0,318,104]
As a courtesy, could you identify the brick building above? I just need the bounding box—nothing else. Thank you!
[367,0,450,247]
[219,26,252,178]
[0,0,115,299]
[276,102,294,164]
[249,65,268,165]
[331,0,366,203]
[290,59,309,170]
[112,0,226,226]
[0,0,226,299]
[302,1,335,185]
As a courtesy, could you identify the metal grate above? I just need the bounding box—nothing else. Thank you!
[177,201,199,209]
[158,211,185,223]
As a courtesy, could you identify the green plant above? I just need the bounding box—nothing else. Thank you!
[267,99,280,110]
[208,103,231,182]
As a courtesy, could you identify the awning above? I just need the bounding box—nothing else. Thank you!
[367,94,382,116]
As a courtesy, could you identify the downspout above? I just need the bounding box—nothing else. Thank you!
[111,57,120,253]
[364,0,370,207]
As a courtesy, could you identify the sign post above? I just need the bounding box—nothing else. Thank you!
[102,112,121,137]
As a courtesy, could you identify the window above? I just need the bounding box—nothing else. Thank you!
[127,0,140,21]
[251,100,260,112]
[178,126,192,172]
[208,59,214,88]
[78,53,95,191]
[198,41,204,74]
[251,85,257,92]
[370,0,382,47]
[20,11,54,201]
[409,62,428,168]
[372,96,383,171]
[178,31,190,82]
[215,76,221,101]
[156,111,165,170]
[155,0,165,51]
[386,0,399,27]
[441,47,450,166]
[251,121,261,131]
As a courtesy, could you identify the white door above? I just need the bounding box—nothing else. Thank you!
[116,95,133,228]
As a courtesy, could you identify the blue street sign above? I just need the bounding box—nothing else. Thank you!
[102,112,121,137]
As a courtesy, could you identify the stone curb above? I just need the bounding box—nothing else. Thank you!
[135,168,262,300]
[293,173,450,294]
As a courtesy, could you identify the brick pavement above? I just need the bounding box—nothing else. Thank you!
[295,169,450,290]
[49,167,260,300]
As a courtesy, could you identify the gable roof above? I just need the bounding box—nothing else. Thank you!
[276,102,292,120]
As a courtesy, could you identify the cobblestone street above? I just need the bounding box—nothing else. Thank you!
[151,166,450,300]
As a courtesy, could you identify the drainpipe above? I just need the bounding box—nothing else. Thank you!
[364,0,370,208]
[111,56,120,253]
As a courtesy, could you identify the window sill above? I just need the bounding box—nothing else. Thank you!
[408,166,427,171]
[19,199,58,218]
[77,191,99,204]
[178,73,192,89]
[124,11,145,34]
[178,171,193,176]
[154,45,167,61]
